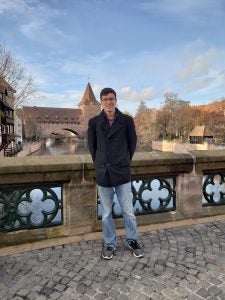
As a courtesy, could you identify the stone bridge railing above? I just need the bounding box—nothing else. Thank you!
[0,150,225,247]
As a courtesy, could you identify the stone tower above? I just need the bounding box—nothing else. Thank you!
[78,82,101,124]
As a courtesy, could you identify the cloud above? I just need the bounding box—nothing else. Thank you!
[20,20,76,47]
[62,51,114,74]
[20,20,45,39]
[137,0,224,20]
[0,0,26,14]
[0,0,73,48]
[50,41,225,104]
[178,48,218,81]
[219,70,225,87]
[118,86,156,102]
[180,77,214,94]
[176,45,225,96]
[33,90,82,108]
[31,92,67,107]
[61,52,116,86]
[0,0,59,17]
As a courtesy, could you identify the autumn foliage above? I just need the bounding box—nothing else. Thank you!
[134,94,225,146]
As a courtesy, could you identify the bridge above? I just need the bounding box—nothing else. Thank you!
[41,125,85,139]
[0,150,225,298]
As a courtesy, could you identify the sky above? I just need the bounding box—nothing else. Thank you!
[1,0,225,115]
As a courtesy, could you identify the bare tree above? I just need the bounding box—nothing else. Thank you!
[157,92,193,140]
[0,44,37,108]
[135,101,157,150]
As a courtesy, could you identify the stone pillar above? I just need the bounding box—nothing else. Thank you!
[64,176,97,235]
[176,171,203,218]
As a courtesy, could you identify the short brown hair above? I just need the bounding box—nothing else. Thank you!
[100,87,116,100]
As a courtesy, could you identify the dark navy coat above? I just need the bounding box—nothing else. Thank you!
[87,108,137,187]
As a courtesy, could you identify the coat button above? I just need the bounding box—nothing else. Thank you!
[107,163,110,166]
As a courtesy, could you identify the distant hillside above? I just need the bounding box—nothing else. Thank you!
[194,98,225,114]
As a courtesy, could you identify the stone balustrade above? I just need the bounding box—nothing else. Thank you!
[0,150,225,247]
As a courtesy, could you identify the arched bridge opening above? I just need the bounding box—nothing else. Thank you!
[62,128,85,140]
[63,128,80,136]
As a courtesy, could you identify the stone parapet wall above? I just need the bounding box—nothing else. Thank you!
[152,140,225,152]
[0,150,225,246]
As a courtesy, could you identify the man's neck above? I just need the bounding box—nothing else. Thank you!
[104,110,116,120]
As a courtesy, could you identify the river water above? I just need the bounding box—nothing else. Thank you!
[31,140,89,156]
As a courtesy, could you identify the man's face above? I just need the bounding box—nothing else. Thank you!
[101,92,117,114]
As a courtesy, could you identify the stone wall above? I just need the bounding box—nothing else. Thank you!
[152,140,225,152]
[0,150,225,246]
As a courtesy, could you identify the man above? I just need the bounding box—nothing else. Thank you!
[88,87,143,259]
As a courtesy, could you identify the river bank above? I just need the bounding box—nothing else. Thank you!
[17,141,43,157]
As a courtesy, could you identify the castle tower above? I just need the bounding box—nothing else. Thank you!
[78,82,101,123]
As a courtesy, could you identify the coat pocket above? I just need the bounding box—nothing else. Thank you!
[120,159,130,167]
[95,161,105,168]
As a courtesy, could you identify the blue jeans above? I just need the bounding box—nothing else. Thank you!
[98,182,137,247]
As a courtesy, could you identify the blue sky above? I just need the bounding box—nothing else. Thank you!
[1,0,225,115]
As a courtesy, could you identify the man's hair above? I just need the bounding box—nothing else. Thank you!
[100,87,117,100]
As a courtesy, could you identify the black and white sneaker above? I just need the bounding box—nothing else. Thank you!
[128,240,144,258]
[102,245,116,260]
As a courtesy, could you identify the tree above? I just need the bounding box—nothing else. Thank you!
[158,92,192,140]
[0,44,36,109]
[156,108,171,139]
[123,111,133,116]
[136,100,148,114]
[135,101,157,150]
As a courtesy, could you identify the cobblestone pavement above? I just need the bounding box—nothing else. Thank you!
[2,221,225,299]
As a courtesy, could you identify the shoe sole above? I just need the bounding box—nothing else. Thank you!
[102,253,113,260]
[128,245,144,258]
[132,252,144,258]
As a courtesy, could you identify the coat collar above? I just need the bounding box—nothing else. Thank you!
[98,108,125,138]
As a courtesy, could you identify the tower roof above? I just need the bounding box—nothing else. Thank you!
[78,82,99,106]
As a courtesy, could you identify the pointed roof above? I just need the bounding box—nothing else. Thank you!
[189,126,214,137]
[78,82,99,106]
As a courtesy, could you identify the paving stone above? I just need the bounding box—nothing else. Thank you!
[4,221,225,299]
[108,288,120,298]
[54,283,67,292]
[196,288,211,298]
[161,287,179,298]
[208,285,223,296]
[209,277,223,285]
[32,285,43,292]
[76,282,88,294]
[186,274,198,283]
[142,285,154,295]
[136,294,150,300]
[85,287,96,297]
[175,286,189,298]
[16,288,30,297]
[218,293,225,300]
[49,291,61,299]
[34,296,47,300]
[94,293,109,299]
[61,276,71,285]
